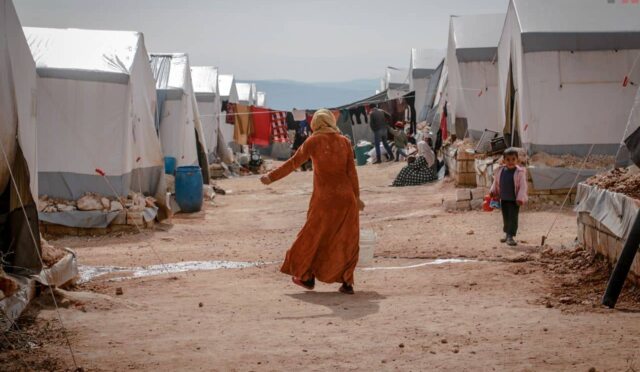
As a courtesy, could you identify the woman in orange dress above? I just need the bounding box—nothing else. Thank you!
[261,109,364,294]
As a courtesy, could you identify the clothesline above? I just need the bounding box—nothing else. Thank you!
[199,92,419,118]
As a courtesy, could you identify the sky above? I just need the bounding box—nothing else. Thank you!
[14,0,510,83]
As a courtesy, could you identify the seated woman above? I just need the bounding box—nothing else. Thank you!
[391,140,438,187]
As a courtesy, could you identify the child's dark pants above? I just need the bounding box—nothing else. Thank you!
[501,200,520,237]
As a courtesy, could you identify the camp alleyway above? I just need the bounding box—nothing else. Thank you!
[15,162,637,371]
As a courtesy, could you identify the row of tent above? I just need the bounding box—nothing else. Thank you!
[365,0,640,158]
[0,0,273,273]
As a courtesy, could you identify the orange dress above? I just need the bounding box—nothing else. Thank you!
[268,133,360,284]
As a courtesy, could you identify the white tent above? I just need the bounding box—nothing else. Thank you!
[410,49,445,121]
[150,53,209,181]
[256,91,266,107]
[446,13,505,139]
[0,0,41,273]
[26,27,169,227]
[191,66,221,162]
[384,67,410,100]
[236,82,255,105]
[498,0,640,156]
[251,83,258,105]
[218,74,238,103]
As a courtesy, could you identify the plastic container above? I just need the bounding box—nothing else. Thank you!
[175,166,203,213]
[164,156,177,175]
[482,195,494,212]
[359,228,376,267]
[355,144,374,166]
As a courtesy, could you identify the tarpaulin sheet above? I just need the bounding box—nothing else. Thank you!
[575,183,640,240]
[34,250,78,287]
[529,167,600,190]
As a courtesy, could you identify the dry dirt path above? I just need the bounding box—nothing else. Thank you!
[13,162,640,371]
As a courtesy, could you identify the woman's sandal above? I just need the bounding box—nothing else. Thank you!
[292,277,315,290]
[339,283,355,295]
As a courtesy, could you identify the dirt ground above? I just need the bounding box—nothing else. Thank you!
[3,162,640,371]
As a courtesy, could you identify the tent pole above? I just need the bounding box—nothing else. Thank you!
[602,211,640,308]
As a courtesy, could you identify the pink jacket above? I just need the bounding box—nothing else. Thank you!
[490,165,528,204]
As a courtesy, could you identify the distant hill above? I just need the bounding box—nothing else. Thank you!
[239,79,380,111]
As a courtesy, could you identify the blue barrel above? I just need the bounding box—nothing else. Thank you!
[164,156,177,175]
[175,166,203,213]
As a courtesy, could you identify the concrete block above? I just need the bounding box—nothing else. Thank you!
[577,222,586,245]
[112,210,127,225]
[456,200,471,211]
[126,211,144,226]
[443,200,457,212]
[471,187,488,200]
[456,189,472,201]
[470,199,483,210]
[584,226,595,249]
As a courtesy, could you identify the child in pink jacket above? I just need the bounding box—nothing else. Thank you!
[490,148,528,246]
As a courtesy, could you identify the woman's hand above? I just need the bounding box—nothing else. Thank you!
[260,175,272,185]
[358,199,366,211]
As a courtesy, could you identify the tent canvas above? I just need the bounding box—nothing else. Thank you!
[150,53,210,182]
[497,0,640,156]
[218,74,238,103]
[385,67,410,100]
[191,66,222,163]
[410,49,445,121]
[0,0,41,275]
[256,92,266,107]
[236,82,255,105]
[26,27,169,227]
[446,13,504,139]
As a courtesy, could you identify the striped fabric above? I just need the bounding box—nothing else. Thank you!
[271,111,290,143]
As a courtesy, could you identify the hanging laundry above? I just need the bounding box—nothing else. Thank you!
[440,101,448,141]
[271,111,290,143]
[349,108,361,124]
[234,104,253,145]
[249,106,272,147]
[392,98,407,124]
[306,112,315,129]
[292,109,306,121]
[226,102,236,125]
[337,109,355,144]
[365,104,373,116]
[286,111,297,130]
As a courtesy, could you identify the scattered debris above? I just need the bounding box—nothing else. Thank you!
[585,167,640,200]
[530,152,614,169]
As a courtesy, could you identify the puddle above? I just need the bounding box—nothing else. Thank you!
[361,258,476,271]
[78,260,268,283]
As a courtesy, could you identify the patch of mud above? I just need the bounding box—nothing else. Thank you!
[78,260,269,283]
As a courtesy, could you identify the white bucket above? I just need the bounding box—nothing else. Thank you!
[359,228,376,267]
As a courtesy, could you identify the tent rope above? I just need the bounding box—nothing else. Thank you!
[541,143,596,246]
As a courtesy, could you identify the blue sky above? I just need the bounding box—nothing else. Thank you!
[15,0,509,82]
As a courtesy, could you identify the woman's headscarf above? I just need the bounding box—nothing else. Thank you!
[310,109,340,136]
[418,140,436,167]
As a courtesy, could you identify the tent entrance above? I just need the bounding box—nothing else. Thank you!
[504,60,521,148]
[0,145,41,276]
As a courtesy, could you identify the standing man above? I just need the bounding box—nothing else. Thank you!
[369,104,395,164]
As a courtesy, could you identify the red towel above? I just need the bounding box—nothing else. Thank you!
[250,106,272,146]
